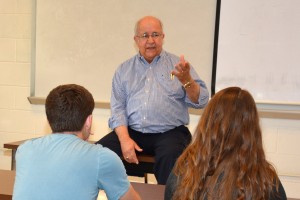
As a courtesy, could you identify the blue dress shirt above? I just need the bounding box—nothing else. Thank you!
[109,50,209,133]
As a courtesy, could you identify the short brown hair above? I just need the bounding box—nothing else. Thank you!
[45,84,94,133]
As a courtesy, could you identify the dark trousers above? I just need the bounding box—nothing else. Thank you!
[95,125,192,184]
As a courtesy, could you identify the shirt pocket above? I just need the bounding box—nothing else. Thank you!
[157,71,185,99]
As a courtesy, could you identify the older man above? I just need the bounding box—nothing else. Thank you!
[96,16,209,184]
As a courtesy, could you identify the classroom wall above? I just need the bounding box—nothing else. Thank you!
[0,0,299,198]
[33,0,216,102]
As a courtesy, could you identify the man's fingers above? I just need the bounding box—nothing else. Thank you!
[180,55,185,64]
[132,155,139,164]
[125,151,139,164]
[125,155,139,164]
[135,144,143,152]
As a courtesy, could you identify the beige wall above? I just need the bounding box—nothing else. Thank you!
[0,0,33,167]
[0,0,300,198]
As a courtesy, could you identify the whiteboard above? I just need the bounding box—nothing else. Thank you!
[32,0,217,102]
[214,0,300,105]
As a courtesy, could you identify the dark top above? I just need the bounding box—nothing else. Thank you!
[164,170,287,200]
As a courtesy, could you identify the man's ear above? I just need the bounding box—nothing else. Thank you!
[85,115,92,128]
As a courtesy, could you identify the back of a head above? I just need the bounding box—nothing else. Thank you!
[174,87,278,199]
[199,87,261,154]
[45,84,95,133]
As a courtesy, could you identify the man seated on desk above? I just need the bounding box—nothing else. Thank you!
[95,16,209,184]
[13,84,141,200]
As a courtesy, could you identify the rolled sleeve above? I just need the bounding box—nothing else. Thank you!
[108,70,128,130]
[185,80,209,109]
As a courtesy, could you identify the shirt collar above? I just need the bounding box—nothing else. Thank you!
[138,50,165,65]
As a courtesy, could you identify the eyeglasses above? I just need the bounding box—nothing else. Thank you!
[136,32,162,41]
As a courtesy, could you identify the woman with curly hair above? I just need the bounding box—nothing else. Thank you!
[165,87,286,200]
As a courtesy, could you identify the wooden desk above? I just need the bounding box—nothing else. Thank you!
[3,140,26,170]
[0,169,164,200]
[0,170,15,200]
[131,182,165,200]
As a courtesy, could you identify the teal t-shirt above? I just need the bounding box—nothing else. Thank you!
[13,134,130,200]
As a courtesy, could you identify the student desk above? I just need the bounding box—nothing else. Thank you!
[0,170,15,200]
[4,139,155,183]
[4,139,29,170]
[0,169,165,200]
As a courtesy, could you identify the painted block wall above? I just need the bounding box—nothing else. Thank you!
[0,0,299,198]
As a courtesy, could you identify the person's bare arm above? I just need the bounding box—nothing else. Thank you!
[120,184,141,200]
[115,125,143,164]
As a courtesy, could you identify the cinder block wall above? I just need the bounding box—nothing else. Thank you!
[0,0,299,198]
